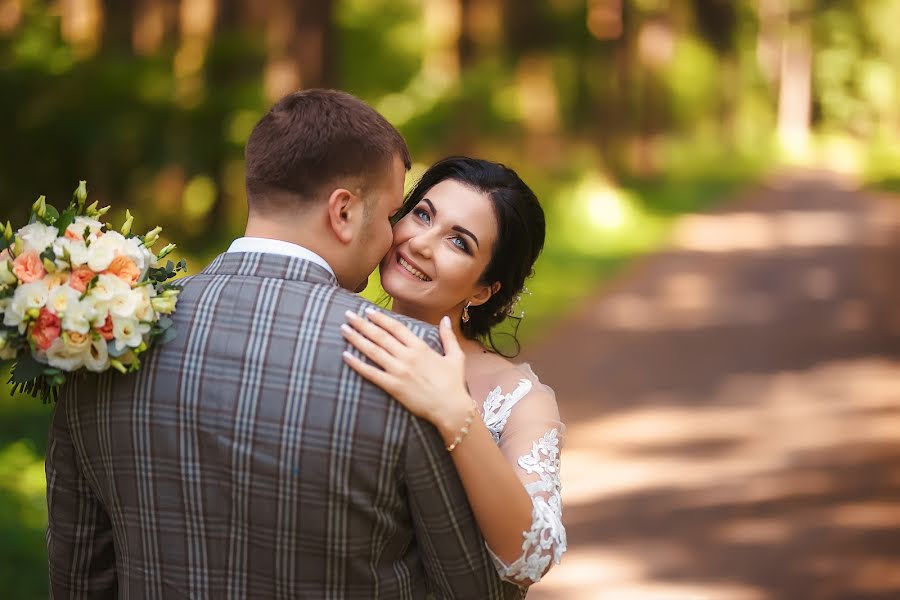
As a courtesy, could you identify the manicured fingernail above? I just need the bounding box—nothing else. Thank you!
[441,316,450,327]
[364,307,376,315]
[345,310,358,320]
[342,350,353,360]
[340,323,352,334]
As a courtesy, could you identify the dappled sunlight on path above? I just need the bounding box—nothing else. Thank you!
[523,171,900,599]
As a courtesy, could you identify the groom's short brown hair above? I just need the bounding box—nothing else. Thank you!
[245,89,411,213]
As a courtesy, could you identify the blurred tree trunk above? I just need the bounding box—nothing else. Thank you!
[61,0,104,57]
[758,0,811,155]
[263,0,335,102]
[133,0,173,55]
[776,7,812,155]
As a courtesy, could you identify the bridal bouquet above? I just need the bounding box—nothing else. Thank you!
[0,182,185,401]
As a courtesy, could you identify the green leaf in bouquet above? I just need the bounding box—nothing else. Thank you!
[0,236,9,253]
[157,316,173,330]
[9,352,45,384]
[43,204,60,224]
[157,326,178,345]
[56,207,77,237]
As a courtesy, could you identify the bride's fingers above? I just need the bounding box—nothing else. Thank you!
[344,310,406,357]
[342,351,398,397]
[341,323,403,372]
[438,315,464,359]
[364,309,422,348]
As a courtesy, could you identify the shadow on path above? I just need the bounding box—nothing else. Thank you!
[523,171,900,600]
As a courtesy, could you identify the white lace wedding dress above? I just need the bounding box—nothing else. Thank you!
[478,363,566,586]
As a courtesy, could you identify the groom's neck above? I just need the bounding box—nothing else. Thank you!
[244,214,333,263]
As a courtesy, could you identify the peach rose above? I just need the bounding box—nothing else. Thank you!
[31,308,61,351]
[68,266,96,293]
[64,228,83,241]
[13,252,46,284]
[96,314,114,341]
[104,255,140,286]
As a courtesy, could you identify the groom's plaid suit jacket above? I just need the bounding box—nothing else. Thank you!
[46,252,524,599]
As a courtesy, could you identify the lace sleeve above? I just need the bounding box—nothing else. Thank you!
[481,368,567,586]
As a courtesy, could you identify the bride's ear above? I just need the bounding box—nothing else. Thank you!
[468,282,501,308]
[326,187,362,244]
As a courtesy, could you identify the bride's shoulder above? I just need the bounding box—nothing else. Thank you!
[472,355,558,411]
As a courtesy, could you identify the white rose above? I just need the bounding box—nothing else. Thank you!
[84,338,110,372]
[90,273,130,303]
[47,285,81,317]
[123,237,150,273]
[66,240,90,267]
[17,222,59,254]
[86,235,117,272]
[45,336,87,371]
[5,280,50,329]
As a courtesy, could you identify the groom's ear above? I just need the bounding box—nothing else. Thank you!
[326,187,362,244]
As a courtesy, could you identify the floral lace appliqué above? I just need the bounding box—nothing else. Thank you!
[496,428,566,584]
[480,378,567,586]
[482,378,532,444]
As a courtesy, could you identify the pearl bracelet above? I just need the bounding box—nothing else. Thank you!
[445,405,476,452]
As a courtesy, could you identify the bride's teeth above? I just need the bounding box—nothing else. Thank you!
[399,257,430,281]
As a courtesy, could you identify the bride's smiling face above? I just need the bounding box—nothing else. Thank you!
[380,179,498,321]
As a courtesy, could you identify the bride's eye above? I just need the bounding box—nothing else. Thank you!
[451,236,470,253]
[413,207,431,224]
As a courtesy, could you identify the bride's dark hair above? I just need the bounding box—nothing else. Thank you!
[393,156,545,356]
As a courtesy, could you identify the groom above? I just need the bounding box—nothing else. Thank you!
[46,90,523,599]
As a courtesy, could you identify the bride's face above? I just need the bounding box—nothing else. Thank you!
[380,179,498,321]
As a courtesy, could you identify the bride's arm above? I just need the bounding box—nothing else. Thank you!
[340,310,534,565]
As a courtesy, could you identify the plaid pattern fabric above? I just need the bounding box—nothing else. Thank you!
[46,252,525,600]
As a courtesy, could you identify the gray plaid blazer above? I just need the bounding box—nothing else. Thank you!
[46,252,524,599]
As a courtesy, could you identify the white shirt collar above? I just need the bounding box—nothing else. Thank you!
[226,237,336,279]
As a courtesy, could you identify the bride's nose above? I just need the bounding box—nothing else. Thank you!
[407,231,433,259]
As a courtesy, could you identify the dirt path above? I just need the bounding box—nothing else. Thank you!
[521,171,900,600]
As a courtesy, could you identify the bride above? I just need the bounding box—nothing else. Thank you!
[340,156,566,587]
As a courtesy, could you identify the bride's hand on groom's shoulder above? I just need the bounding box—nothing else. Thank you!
[341,310,474,433]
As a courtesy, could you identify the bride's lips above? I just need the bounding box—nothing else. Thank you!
[392,250,432,282]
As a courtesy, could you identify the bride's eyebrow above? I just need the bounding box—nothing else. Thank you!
[421,198,479,248]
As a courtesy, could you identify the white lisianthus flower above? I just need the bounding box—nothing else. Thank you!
[47,285,81,317]
[111,316,148,352]
[65,217,103,243]
[45,336,88,371]
[17,222,59,254]
[90,273,130,303]
[5,280,50,329]
[84,338,110,372]
[109,287,141,319]
[62,296,97,334]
